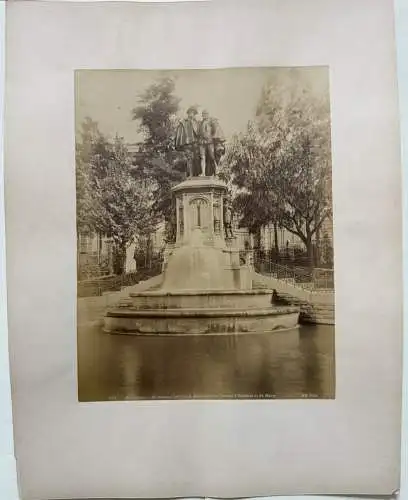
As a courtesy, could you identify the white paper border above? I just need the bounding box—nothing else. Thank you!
[4,0,402,498]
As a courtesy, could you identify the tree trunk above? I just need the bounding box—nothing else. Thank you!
[253,227,262,250]
[253,226,263,271]
[97,232,101,265]
[273,222,279,262]
[306,236,314,273]
[304,221,315,272]
[146,234,153,269]
[315,226,321,267]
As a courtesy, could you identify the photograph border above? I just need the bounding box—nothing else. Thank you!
[4,0,402,497]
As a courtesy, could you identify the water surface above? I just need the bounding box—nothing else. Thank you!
[78,324,335,401]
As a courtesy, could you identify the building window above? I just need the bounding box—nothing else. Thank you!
[79,234,91,254]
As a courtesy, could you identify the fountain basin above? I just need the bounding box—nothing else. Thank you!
[104,305,300,335]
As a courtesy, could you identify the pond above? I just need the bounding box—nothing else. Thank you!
[77,323,335,401]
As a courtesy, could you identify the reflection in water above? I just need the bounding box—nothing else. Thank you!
[77,325,335,401]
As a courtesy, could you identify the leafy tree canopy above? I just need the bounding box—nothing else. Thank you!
[226,78,332,266]
[76,118,156,257]
[131,77,186,220]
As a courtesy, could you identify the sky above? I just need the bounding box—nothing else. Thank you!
[75,66,329,143]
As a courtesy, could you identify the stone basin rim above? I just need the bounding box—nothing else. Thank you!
[106,307,299,318]
[103,325,299,337]
[129,289,274,297]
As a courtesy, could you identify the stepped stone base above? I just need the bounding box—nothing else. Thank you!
[276,291,334,325]
[126,289,274,310]
[253,273,335,326]
[104,305,299,335]
[300,303,335,325]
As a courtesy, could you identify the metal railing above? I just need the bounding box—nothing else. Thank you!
[256,259,334,292]
[312,267,335,290]
[77,265,162,298]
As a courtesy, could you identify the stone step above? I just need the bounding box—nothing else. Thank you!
[127,289,275,311]
[107,305,299,318]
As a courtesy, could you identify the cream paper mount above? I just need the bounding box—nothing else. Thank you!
[5,0,402,499]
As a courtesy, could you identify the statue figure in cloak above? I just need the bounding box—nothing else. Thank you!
[198,110,226,176]
[174,106,200,177]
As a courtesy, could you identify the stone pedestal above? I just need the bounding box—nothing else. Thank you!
[172,176,227,247]
[162,176,248,291]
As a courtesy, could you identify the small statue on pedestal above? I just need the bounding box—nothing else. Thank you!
[223,198,234,239]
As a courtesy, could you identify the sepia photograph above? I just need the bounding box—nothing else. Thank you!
[76,67,335,401]
[6,1,403,496]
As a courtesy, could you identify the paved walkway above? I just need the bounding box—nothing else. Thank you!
[77,274,163,326]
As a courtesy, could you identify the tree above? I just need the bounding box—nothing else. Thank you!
[98,135,157,273]
[274,131,331,268]
[226,78,332,270]
[131,77,185,222]
[226,123,284,257]
[76,117,112,234]
[76,119,156,274]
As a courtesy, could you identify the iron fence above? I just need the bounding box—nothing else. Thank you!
[77,264,162,298]
[255,258,334,291]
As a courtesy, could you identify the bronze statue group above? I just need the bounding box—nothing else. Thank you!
[174,106,226,177]
[164,106,233,243]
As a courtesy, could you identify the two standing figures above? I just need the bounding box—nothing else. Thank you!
[174,106,226,177]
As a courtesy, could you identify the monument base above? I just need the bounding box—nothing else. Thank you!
[103,176,300,335]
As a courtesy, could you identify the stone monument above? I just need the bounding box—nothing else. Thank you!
[104,108,299,335]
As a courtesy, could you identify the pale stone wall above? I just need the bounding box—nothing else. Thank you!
[260,225,303,249]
